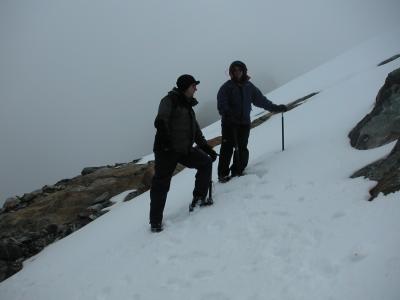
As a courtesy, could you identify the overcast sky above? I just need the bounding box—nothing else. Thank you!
[1,0,399,202]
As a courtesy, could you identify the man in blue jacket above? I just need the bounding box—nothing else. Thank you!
[217,61,287,182]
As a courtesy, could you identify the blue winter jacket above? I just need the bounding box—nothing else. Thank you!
[217,80,280,125]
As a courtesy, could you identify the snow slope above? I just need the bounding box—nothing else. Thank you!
[1,31,400,300]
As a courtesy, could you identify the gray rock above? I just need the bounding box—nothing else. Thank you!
[0,240,24,261]
[349,68,400,200]
[3,197,20,211]
[42,185,63,193]
[87,204,104,212]
[21,189,42,203]
[91,192,110,205]
[81,166,104,176]
[349,68,400,150]
[0,260,23,282]
[124,190,141,202]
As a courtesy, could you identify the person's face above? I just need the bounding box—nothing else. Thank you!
[184,83,197,98]
[232,66,244,81]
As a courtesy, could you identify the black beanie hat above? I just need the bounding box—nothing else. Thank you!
[229,60,247,74]
[176,74,200,92]
[229,60,249,82]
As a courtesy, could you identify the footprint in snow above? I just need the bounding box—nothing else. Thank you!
[200,292,230,300]
[164,277,191,290]
[349,252,368,262]
[332,211,346,219]
[192,269,214,280]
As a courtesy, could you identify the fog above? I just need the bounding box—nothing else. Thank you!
[1,0,399,202]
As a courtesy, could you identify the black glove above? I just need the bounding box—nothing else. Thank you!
[209,149,218,162]
[276,104,288,112]
[201,144,218,162]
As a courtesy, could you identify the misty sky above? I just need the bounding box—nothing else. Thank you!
[1,0,399,202]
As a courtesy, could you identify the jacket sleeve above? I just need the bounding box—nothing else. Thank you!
[194,120,208,148]
[217,84,232,116]
[251,83,280,112]
[154,96,172,139]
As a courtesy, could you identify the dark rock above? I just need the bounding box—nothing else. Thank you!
[20,190,41,203]
[0,260,7,282]
[42,185,63,193]
[124,190,141,202]
[0,240,24,261]
[3,197,20,211]
[377,54,400,66]
[46,224,59,235]
[0,259,23,282]
[91,192,110,205]
[349,68,400,200]
[81,166,104,176]
[55,178,71,186]
[87,204,104,212]
[349,68,400,150]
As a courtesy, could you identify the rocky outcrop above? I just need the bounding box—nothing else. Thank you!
[351,140,400,200]
[0,160,154,282]
[349,68,400,200]
[349,68,400,149]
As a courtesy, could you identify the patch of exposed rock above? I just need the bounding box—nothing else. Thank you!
[349,68,400,200]
[0,160,153,282]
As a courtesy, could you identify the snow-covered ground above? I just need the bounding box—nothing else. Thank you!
[1,31,400,300]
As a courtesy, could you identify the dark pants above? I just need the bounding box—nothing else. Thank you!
[217,122,250,178]
[149,148,212,224]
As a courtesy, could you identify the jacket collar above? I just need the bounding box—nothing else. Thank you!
[169,88,198,107]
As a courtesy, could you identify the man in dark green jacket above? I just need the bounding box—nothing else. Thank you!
[150,74,217,232]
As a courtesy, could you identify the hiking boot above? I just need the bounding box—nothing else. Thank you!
[231,170,245,177]
[189,197,200,212]
[218,175,231,183]
[150,223,163,233]
[200,197,213,206]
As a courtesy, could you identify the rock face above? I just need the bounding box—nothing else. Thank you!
[0,160,154,282]
[349,68,400,149]
[349,68,400,200]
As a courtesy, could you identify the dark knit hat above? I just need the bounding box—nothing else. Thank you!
[176,74,200,92]
[229,60,247,74]
[229,60,250,82]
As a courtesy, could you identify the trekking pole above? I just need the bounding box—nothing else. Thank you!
[207,179,214,205]
[232,125,241,174]
[281,112,285,151]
